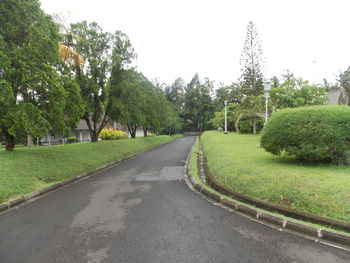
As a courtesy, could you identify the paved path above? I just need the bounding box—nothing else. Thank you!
[0,137,349,263]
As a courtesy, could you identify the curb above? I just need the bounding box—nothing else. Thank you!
[0,139,175,215]
[183,137,350,251]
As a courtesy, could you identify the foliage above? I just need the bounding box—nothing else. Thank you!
[99,128,128,140]
[181,74,215,131]
[239,21,265,134]
[67,136,78,143]
[71,21,136,142]
[161,106,183,135]
[147,132,156,137]
[209,103,239,131]
[201,131,350,223]
[339,67,350,105]
[261,106,350,164]
[237,115,264,134]
[164,78,186,110]
[0,0,83,151]
[268,75,328,113]
[111,69,172,138]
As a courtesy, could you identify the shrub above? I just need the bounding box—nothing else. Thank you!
[147,132,156,137]
[99,128,128,140]
[260,106,350,164]
[67,137,78,143]
[237,115,264,134]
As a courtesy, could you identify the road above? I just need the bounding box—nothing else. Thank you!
[0,137,349,263]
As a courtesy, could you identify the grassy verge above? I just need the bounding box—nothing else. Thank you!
[201,131,350,223]
[0,136,173,203]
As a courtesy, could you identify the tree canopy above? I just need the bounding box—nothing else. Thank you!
[0,0,83,150]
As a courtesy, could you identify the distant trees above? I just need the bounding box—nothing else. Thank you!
[111,69,172,138]
[269,78,327,111]
[210,73,328,134]
[181,74,215,131]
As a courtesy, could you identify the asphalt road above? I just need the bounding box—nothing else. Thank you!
[0,137,349,263]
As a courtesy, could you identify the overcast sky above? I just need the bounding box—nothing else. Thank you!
[40,0,350,86]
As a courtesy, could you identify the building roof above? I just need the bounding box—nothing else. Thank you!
[74,119,90,130]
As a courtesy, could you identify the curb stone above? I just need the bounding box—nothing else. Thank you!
[184,137,350,251]
[0,139,174,215]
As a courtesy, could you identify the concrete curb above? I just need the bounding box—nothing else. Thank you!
[0,139,175,215]
[183,137,350,251]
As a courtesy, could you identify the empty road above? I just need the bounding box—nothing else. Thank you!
[0,137,349,262]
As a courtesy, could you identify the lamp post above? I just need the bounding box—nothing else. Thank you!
[224,100,228,134]
[264,80,271,125]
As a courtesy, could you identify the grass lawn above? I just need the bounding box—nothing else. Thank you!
[201,131,350,223]
[0,136,173,203]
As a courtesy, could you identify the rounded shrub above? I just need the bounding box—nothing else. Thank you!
[67,136,78,143]
[260,106,350,164]
[99,128,128,140]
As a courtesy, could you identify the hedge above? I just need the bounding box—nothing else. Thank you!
[260,106,350,164]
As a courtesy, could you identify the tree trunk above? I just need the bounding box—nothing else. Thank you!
[127,124,137,139]
[3,129,15,151]
[91,131,99,142]
[143,127,148,137]
[252,116,257,135]
[27,135,34,147]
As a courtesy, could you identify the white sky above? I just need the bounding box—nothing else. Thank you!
[40,0,350,86]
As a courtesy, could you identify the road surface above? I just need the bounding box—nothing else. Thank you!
[0,137,349,262]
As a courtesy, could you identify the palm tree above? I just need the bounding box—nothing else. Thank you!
[52,12,84,67]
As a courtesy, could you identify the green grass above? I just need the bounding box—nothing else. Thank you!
[0,136,172,203]
[201,131,350,223]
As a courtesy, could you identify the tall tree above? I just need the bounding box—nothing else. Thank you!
[71,22,136,142]
[164,77,186,110]
[0,0,83,150]
[112,69,170,138]
[239,21,265,134]
[182,74,214,131]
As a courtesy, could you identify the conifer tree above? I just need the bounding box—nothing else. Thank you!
[239,21,265,134]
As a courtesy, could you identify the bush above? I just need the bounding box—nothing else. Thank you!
[260,106,350,164]
[99,128,128,140]
[237,115,264,134]
[67,137,78,144]
[147,132,156,137]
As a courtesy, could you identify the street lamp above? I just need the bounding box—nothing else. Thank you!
[264,80,271,125]
[224,100,228,134]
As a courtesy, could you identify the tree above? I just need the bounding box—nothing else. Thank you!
[71,22,136,142]
[52,13,85,67]
[339,67,350,106]
[269,76,327,112]
[182,74,214,131]
[0,0,83,150]
[164,78,186,110]
[239,21,265,134]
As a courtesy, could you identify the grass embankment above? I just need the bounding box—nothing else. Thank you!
[201,131,350,223]
[0,136,172,203]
